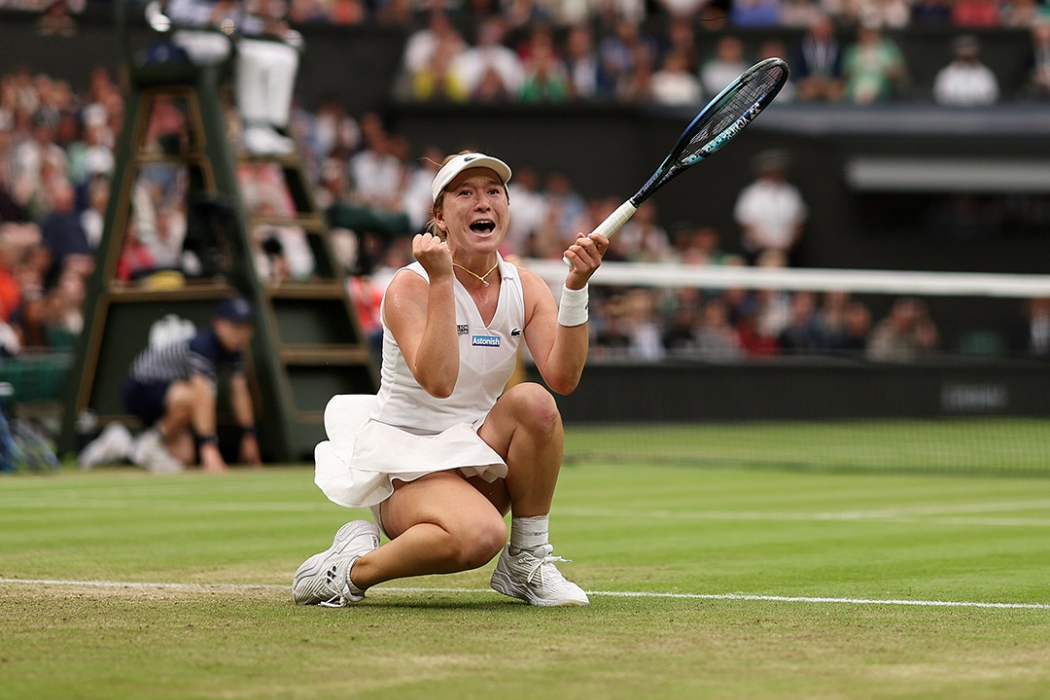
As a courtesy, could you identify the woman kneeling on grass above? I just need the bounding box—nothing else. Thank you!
[292,152,608,607]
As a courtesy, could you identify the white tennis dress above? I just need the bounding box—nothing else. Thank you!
[314,255,525,509]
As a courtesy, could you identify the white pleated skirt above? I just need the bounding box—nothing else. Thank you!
[313,395,508,509]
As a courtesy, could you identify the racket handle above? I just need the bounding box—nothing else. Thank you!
[563,200,638,268]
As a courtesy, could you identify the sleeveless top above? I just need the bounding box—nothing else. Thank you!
[373,254,526,434]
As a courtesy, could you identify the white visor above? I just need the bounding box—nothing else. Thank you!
[431,153,512,203]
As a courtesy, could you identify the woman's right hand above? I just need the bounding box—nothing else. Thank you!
[412,232,453,280]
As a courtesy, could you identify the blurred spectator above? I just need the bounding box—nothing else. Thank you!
[542,171,589,250]
[910,0,953,26]
[401,145,444,233]
[10,285,48,353]
[45,266,85,347]
[0,236,26,323]
[694,297,743,360]
[348,273,385,359]
[735,294,782,357]
[781,0,828,27]
[622,288,667,362]
[663,303,699,357]
[240,161,297,216]
[17,242,51,296]
[733,150,808,265]
[402,10,467,100]
[563,24,601,99]
[661,16,700,75]
[1002,0,1050,27]
[815,289,849,342]
[401,9,464,86]
[755,248,793,313]
[519,26,571,101]
[251,203,315,281]
[411,33,470,101]
[597,18,659,100]
[329,0,367,24]
[349,126,406,212]
[308,99,360,166]
[614,201,675,262]
[315,156,354,209]
[671,222,725,264]
[827,300,872,355]
[0,114,28,223]
[116,218,156,283]
[856,0,911,28]
[841,23,907,104]
[867,297,939,362]
[932,35,1000,106]
[0,312,18,356]
[778,290,824,354]
[791,14,845,102]
[654,0,715,18]
[952,0,1002,27]
[38,178,93,289]
[701,35,749,96]
[650,49,703,104]
[453,16,524,102]
[79,174,110,250]
[10,109,68,217]
[504,164,547,256]
[730,0,783,27]
[1021,21,1050,98]
[1012,297,1050,358]
[504,0,556,29]
[66,121,113,188]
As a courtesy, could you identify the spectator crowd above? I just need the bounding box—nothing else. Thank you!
[2,0,1050,369]
[385,2,1050,106]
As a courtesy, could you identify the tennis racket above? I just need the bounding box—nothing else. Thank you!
[565,57,789,267]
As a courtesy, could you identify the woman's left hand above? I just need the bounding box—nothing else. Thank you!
[563,232,609,289]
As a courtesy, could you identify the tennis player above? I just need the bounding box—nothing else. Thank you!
[293,152,608,607]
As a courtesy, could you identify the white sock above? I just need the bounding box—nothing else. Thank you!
[510,515,549,555]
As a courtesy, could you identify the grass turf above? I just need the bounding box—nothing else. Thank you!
[1,447,1049,699]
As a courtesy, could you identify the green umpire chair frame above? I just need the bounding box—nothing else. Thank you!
[60,24,378,462]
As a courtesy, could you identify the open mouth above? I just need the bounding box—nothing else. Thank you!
[470,220,496,233]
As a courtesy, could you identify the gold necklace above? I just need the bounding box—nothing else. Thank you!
[453,261,500,287]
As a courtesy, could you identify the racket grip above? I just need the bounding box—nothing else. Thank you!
[562,200,638,267]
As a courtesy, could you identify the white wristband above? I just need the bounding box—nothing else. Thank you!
[558,284,589,327]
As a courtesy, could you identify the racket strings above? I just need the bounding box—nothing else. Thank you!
[679,66,787,162]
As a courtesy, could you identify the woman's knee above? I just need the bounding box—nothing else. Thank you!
[449,513,507,570]
[506,383,561,436]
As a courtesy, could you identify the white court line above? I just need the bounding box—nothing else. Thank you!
[2,578,1047,610]
[559,499,1050,524]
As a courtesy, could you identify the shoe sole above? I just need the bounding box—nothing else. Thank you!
[490,569,589,607]
[292,521,378,605]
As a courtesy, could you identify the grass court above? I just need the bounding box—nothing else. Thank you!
[2,420,1049,699]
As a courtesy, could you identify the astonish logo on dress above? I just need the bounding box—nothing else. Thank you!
[472,335,501,347]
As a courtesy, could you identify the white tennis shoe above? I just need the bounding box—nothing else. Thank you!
[77,422,133,469]
[129,428,183,474]
[490,544,589,607]
[292,520,380,607]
